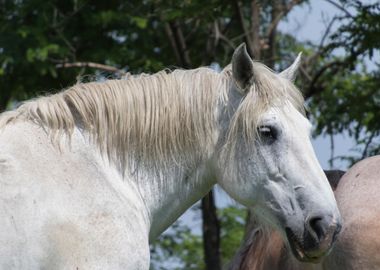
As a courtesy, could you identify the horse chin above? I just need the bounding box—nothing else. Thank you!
[285,227,326,264]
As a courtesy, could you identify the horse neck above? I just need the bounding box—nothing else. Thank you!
[122,71,229,240]
[129,154,217,241]
[235,227,285,270]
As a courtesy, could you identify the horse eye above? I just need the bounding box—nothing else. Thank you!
[258,125,277,144]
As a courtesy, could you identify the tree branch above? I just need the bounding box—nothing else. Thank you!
[266,0,282,67]
[250,0,261,59]
[324,0,353,18]
[56,62,126,74]
[212,21,235,50]
[233,0,254,55]
[299,65,313,82]
[164,22,182,66]
[305,16,338,67]
[362,132,376,159]
[204,21,221,65]
[170,21,192,68]
[304,60,345,99]
[266,0,303,38]
[329,132,335,169]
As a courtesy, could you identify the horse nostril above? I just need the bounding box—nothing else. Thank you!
[308,216,325,241]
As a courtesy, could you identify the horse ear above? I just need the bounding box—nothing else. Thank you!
[232,43,255,93]
[279,52,302,82]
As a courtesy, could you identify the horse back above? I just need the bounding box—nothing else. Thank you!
[324,156,380,270]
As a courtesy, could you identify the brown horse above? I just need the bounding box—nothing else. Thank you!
[229,156,380,270]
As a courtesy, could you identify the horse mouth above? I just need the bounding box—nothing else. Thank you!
[285,227,323,263]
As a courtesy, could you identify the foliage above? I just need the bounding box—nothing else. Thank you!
[150,217,204,270]
[333,0,380,59]
[219,206,246,266]
[150,205,246,269]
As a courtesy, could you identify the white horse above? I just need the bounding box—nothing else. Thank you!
[0,44,340,269]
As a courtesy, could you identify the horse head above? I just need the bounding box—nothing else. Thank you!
[216,44,341,263]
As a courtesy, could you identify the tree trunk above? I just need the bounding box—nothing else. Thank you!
[202,189,222,270]
[0,94,10,113]
[250,0,261,59]
[266,0,281,68]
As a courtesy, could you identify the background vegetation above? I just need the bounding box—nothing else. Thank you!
[1,0,379,269]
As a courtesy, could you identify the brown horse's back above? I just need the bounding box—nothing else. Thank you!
[324,155,380,270]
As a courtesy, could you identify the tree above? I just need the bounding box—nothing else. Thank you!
[307,0,380,164]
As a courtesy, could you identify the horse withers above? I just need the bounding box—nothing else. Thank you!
[231,156,380,270]
[0,44,340,269]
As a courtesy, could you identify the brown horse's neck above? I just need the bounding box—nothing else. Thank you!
[240,228,284,270]
[228,211,296,270]
[237,225,322,270]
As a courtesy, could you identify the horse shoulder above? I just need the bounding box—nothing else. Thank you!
[0,121,150,269]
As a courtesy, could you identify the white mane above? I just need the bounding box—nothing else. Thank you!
[0,64,304,173]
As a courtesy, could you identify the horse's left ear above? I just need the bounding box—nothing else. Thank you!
[279,52,302,82]
[232,43,255,93]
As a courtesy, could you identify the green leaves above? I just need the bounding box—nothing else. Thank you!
[26,44,60,62]
[219,206,246,266]
[292,0,380,164]
[150,205,246,269]
[327,1,380,68]
[150,216,204,270]
[131,16,148,29]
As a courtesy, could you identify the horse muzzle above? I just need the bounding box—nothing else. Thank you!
[285,214,342,263]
